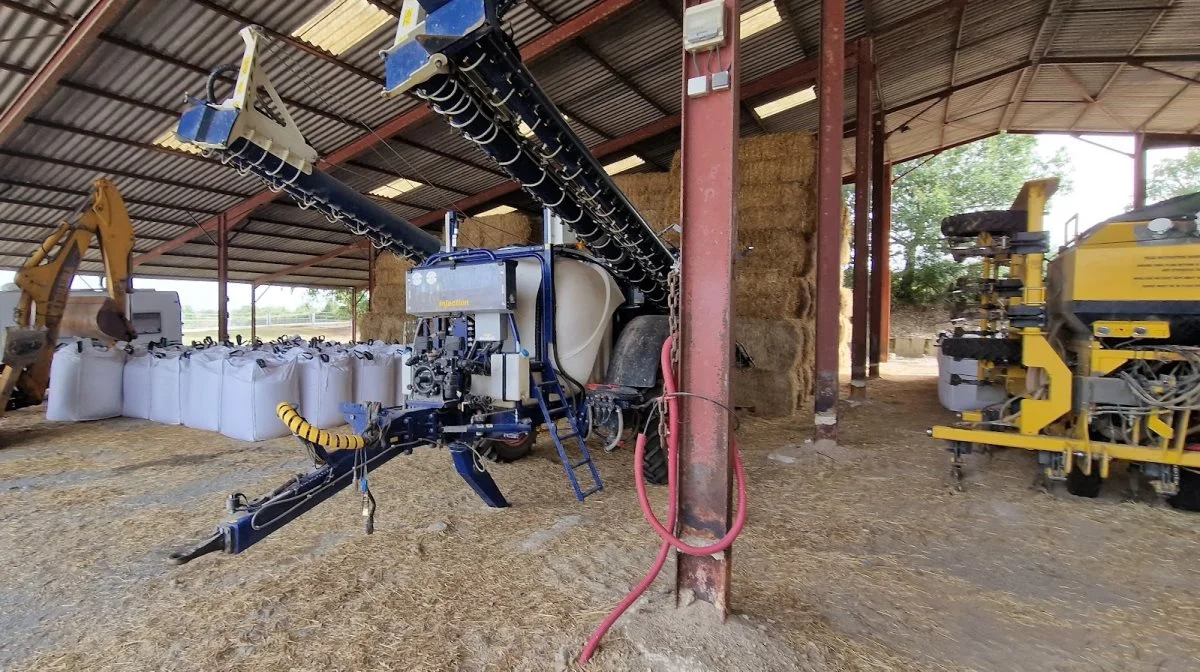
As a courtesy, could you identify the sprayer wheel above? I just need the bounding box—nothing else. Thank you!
[941,210,1029,237]
[641,422,668,486]
[1167,469,1200,512]
[480,433,535,463]
[1065,464,1103,498]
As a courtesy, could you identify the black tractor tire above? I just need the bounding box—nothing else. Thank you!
[1065,464,1103,498]
[640,421,668,486]
[1167,469,1200,512]
[940,337,1023,364]
[941,210,1028,237]
[479,433,535,463]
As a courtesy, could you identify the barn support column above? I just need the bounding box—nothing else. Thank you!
[869,113,891,377]
[1133,133,1147,209]
[216,214,229,343]
[350,287,359,341]
[675,0,740,615]
[814,0,845,440]
[250,289,257,342]
[850,37,873,400]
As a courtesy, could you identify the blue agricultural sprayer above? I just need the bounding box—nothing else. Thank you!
[169,7,681,564]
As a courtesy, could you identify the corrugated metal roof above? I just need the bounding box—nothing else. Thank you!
[1,0,1197,288]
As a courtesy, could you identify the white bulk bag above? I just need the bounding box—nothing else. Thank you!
[352,347,394,407]
[294,350,353,428]
[121,348,152,419]
[46,340,126,422]
[220,355,300,442]
[182,346,227,431]
[148,348,187,425]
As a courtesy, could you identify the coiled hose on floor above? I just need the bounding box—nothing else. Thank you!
[276,402,365,450]
[579,335,748,664]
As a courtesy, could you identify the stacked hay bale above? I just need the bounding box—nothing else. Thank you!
[359,252,414,342]
[359,213,533,342]
[616,132,850,416]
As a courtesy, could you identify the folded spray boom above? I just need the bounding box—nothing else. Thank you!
[382,0,675,306]
[175,27,442,262]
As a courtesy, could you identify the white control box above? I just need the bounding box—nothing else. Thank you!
[683,0,726,52]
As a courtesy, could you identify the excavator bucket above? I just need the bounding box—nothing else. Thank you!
[60,295,136,342]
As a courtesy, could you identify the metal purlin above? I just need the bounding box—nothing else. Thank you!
[412,31,674,307]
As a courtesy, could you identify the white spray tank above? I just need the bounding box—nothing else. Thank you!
[510,257,623,389]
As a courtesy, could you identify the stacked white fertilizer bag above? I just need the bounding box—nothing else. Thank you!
[148,346,188,424]
[48,335,403,439]
[121,346,152,419]
[182,344,228,432]
[45,339,126,422]
[352,341,395,407]
[219,351,300,442]
[288,344,353,429]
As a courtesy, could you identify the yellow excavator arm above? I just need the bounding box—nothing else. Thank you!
[0,178,137,413]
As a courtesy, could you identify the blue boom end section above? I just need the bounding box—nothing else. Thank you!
[176,100,442,262]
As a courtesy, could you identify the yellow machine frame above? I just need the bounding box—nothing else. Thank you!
[932,178,1200,492]
[0,178,135,414]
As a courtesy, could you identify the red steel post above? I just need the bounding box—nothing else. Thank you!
[675,0,740,614]
[1133,134,1147,209]
[814,0,845,440]
[216,214,229,343]
[869,113,887,376]
[881,165,892,363]
[850,37,873,399]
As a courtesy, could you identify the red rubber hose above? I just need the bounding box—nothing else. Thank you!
[578,335,747,664]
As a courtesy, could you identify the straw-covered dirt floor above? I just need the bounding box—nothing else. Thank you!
[2,359,1198,671]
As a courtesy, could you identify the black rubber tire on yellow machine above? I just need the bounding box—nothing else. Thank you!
[1167,468,1200,512]
[480,433,535,463]
[940,337,1023,364]
[1065,465,1102,498]
[941,210,1028,237]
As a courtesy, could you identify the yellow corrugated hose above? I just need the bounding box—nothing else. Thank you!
[276,402,365,450]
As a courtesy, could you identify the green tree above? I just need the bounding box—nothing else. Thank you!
[1148,149,1200,202]
[890,134,1070,306]
[304,288,369,319]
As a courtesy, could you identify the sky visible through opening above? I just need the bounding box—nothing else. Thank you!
[0,134,1187,311]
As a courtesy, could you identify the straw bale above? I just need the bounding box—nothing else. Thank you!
[734,271,807,319]
[375,252,414,287]
[738,229,811,275]
[458,212,533,249]
[735,318,807,372]
[739,132,818,170]
[733,368,801,417]
[613,172,676,229]
[360,311,407,342]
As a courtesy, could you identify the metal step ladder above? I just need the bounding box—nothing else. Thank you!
[531,374,603,501]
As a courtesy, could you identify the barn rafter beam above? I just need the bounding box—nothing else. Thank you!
[0,0,134,146]
[1070,0,1176,130]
